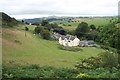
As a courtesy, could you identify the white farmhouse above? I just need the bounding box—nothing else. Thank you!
[59,35,80,47]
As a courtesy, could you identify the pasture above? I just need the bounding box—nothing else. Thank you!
[56,17,112,31]
[2,25,103,68]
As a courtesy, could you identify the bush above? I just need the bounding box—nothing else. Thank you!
[14,39,22,44]
[41,20,49,26]
[25,26,29,31]
[75,51,118,69]
[98,51,118,68]
[2,65,79,78]
[41,29,50,40]
[65,30,75,35]
[34,26,42,34]
[25,64,39,69]
[68,24,71,26]
[90,24,96,30]
[58,45,82,52]
[34,26,51,40]
[75,56,101,69]
[76,67,120,78]
[100,45,117,53]
[76,73,91,78]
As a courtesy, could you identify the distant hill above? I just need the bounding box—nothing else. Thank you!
[24,18,42,24]
[23,17,72,24]
[1,12,19,27]
[24,17,62,24]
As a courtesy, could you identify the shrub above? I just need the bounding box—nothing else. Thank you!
[65,30,75,35]
[68,24,71,26]
[25,26,29,31]
[34,26,51,40]
[14,39,22,44]
[76,73,91,78]
[34,26,42,34]
[76,67,120,78]
[41,20,49,26]
[90,24,96,30]
[75,51,118,69]
[100,45,117,53]
[75,56,101,69]
[2,65,78,78]
[41,29,50,40]
[98,51,118,68]
[26,64,39,69]
[63,24,66,26]
[58,45,82,52]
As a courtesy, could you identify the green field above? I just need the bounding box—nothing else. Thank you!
[2,25,103,68]
[56,17,112,31]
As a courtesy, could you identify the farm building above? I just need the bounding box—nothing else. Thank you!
[79,40,96,47]
[52,32,97,47]
[52,32,63,40]
[59,35,80,47]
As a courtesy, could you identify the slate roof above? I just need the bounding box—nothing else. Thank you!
[87,40,95,45]
[60,35,76,41]
[79,40,96,46]
[60,35,66,40]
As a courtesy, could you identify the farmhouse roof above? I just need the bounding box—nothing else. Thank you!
[60,35,76,41]
[80,40,95,45]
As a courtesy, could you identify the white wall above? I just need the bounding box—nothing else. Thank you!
[72,38,80,46]
[59,37,80,47]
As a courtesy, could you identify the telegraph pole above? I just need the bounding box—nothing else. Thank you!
[25,24,26,37]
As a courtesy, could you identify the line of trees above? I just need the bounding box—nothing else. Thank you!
[34,20,65,40]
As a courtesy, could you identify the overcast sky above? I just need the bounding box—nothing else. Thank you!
[0,0,119,19]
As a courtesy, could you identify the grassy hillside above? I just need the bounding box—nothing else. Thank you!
[2,25,103,68]
[57,17,111,31]
[1,12,19,27]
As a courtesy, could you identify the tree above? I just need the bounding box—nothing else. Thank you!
[41,29,50,40]
[21,20,24,23]
[85,31,98,40]
[41,20,49,26]
[34,26,51,40]
[32,22,39,26]
[90,24,96,30]
[75,22,90,37]
[50,23,59,28]
[34,26,43,34]
[25,26,29,31]
[44,23,52,31]
[98,24,120,50]
[44,23,61,31]
[53,27,66,35]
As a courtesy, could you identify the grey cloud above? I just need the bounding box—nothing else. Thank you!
[0,0,119,19]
